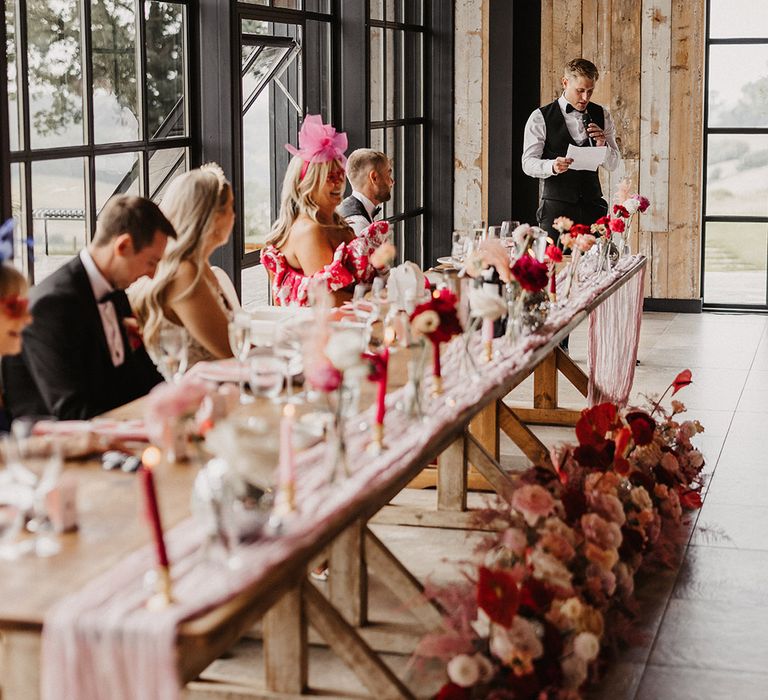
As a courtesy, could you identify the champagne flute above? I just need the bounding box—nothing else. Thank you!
[273,323,303,404]
[157,325,188,383]
[228,313,254,404]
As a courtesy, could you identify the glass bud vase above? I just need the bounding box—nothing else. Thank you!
[162,416,189,463]
[400,340,426,419]
[564,249,582,300]
[326,387,349,483]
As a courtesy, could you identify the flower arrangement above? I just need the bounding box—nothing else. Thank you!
[416,370,705,699]
[410,289,463,395]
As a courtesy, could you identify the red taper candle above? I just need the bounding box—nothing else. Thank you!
[140,447,169,568]
[376,346,389,425]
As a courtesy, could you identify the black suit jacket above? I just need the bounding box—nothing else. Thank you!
[2,256,163,419]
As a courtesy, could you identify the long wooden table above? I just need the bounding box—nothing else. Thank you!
[0,256,646,700]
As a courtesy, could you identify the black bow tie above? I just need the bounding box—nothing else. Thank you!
[565,103,586,114]
[98,289,132,317]
[371,206,381,219]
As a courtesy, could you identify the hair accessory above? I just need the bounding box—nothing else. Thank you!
[200,162,227,194]
[285,114,348,180]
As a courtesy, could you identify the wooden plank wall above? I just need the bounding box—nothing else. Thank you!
[539,0,705,300]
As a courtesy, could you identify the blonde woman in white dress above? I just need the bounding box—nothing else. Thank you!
[131,164,237,371]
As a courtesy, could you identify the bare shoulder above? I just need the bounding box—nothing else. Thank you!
[289,217,328,245]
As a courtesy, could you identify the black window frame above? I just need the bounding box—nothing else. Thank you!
[1,0,200,284]
[701,1,768,312]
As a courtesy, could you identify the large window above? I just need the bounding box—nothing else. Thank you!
[3,0,194,283]
[702,0,768,309]
[368,1,425,267]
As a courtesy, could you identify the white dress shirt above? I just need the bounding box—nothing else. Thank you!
[522,93,621,179]
[346,191,378,237]
[79,249,125,367]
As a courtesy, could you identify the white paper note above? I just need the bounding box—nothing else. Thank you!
[566,144,607,171]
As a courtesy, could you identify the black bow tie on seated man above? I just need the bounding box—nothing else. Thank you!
[372,206,381,219]
[98,289,133,318]
[565,103,586,114]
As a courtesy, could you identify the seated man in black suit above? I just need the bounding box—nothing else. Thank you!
[2,195,176,419]
[337,149,394,236]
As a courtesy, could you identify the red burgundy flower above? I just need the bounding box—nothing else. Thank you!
[0,295,29,320]
[677,487,703,510]
[545,244,563,264]
[671,369,693,395]
[436,683,471,700]
[410,289,463,345]
[570,223,591,236]
[477,566,519,628]
[362,351,387,382]
[626,411,656,446]
[575,403,622,448]
[613,204,630,218]
[609,217,626,233]
[511,255,549,293]
[594,215,611,227]
[518,577,554,614]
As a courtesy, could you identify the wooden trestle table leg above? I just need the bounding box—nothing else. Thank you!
[263,586,308,694]
[328,519,368,627]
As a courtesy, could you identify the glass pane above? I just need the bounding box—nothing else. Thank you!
[95,152,141,216]
[148,147,187,201]
[385,0,396,22]
[242,87,272,253]
[92,0,139,143]
[27,0,84,149]
[370,128,384,153]
[704,222,767,306]
[708,45,768,128]
[385,29,403,121]
[370,0,383,21]
[274,0,299,7]
[710,0,768,39]
[394,220,404,264]
[31,158,87,281]
[10,163,30,277]
[304,0,330,12]
[404,31,423,118]
[6,0,21,150]
[404,0,423,25]
[242,19,270,35]
[145,1,186,139]
[370,27,384,122]
[239,0,269,5]
[706,134,768,217]
[395,125,404,214]
[408,124,423,209]
[306,20,332,119]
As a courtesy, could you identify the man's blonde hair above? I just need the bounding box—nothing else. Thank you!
[565,58,599,82]
[346,149,390,190]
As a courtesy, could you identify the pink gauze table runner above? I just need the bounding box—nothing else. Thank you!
[41,256,645,700]
[587,265,645,406]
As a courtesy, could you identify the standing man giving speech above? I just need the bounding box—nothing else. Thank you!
[522,58,621,242]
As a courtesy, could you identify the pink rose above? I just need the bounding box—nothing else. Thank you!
[511,484,555,526]
[306,359,342,392]
[581,513,623,550]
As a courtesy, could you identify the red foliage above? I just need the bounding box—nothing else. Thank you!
[477,566,520,628]
[678,487,703,510]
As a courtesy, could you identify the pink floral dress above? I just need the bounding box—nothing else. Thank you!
[262,221,390,306]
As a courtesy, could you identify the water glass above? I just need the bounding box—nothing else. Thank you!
[249,353,286,400]
[500,220,520,248]
[157,325,188,383]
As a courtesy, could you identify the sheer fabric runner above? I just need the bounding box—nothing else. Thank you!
[587,269,645,406]
[41,256,645,700]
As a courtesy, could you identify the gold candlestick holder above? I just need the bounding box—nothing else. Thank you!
[367,422,385,454]
[432,374,443,397]
[146,565,174,611]
[484,340,493,363]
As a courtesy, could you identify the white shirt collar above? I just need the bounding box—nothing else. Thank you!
[351,190,377,218]
[79,248,114,303]
[558,93,582,115]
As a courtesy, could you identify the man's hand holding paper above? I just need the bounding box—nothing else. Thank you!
[565,143,607,171]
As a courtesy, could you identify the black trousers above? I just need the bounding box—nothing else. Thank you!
[537,197,608,244]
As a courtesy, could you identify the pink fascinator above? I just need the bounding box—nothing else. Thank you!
[285,114,348,180]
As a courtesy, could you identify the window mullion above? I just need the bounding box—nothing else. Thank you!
[80,0,96,238]
[137,0,149,195]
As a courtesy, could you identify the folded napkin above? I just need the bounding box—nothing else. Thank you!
[189,359,250,384]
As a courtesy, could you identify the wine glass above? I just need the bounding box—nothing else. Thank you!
[157,325,188,383]
[500,220,520,249]
[8,417,63,557]
[273,322,303,404]
[228,313,254,404]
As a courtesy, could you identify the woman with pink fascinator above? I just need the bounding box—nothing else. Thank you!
[263,115,390,307]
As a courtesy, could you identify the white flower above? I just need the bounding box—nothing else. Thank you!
[447,654,480,687]
[561,654,588,689]
[489,625,516,665]
[469,287,507,321]
[622,197,640,215]
[474,653,495,683]
[529,548,573,590]
[324,330,364,371]
[573,631,600,662]
[412,309,440,335]
[471,607,491,638]
[513,223,532,247]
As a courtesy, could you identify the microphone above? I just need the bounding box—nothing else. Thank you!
[582,112,594,146]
